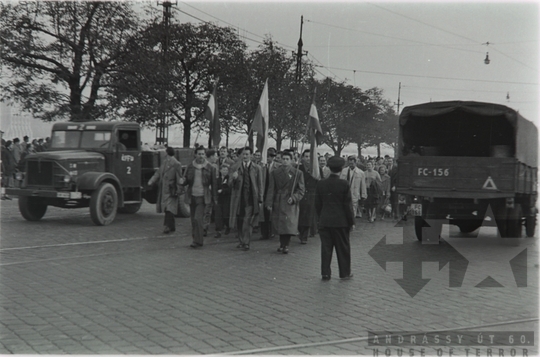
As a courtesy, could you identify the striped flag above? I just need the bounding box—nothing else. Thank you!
[251,78,269,163]
[308,99,323,179]
[205,81,220,148]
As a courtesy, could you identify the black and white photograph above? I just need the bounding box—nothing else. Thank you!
[0,1,538,355]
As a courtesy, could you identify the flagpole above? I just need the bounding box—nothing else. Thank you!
[290,87,317,198]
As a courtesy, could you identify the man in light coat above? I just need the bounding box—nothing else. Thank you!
[265,151,305,254]
[340,155,367,218]
[148,147,184,234]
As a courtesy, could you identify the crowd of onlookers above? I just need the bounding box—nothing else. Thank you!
[1,135,51,199]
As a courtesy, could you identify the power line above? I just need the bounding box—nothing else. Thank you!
[369,3,538,72]
[312,64,538,86]
[179,2,296,51]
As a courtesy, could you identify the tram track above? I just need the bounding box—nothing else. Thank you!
[224,318,539,355]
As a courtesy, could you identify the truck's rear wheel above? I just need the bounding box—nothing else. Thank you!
[118,201,142,214]
[19,196,48,221]
[455,219,483,233]
[525,215,536,238]
[175,194,190,218]
[90,183,118,226]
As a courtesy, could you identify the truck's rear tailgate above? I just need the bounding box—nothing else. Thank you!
[396,157,519,198]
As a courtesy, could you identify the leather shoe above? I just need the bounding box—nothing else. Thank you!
[340,274,354,280]
[322,275,331,281]
[243,244,250,251]
[163,226,170,234]
[214,232,221,238]
[236,243,244,249]
[277,246,283,253]
[300,240,307,245]
[282,246,289,254]
[190,243,199,248]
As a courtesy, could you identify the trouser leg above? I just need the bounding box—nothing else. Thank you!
[164,210,175,231]
[333,227,351,278]
[319,228,334,277]
[203,201,213,231]
[298,225,309,242]
[214,203,223,232]
[239,205,253,246]
[191,196,205,245]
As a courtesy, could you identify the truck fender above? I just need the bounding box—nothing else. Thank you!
[76,172,124,206]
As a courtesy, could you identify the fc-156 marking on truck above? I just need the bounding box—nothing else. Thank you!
[396,101,538,243]
[5,121,192,225]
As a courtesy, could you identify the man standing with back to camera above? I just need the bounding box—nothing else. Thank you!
[315,156,355,281]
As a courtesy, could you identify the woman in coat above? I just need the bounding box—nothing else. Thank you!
[148,147,184,233]
[265,151,305,254]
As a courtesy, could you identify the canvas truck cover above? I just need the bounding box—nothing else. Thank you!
[399,101,538,168]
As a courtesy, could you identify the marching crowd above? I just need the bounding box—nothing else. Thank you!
[148,145,400,280]
[1,135,51,199]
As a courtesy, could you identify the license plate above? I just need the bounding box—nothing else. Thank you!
[417,168,450,177]
[57,192,69,198]
[410,203,422,216]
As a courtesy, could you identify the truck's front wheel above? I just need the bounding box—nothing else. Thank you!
[19,197,48,221]
[90,183,118,226]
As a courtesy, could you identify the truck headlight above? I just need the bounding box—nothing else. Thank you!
[63,175,72,183]
[15,172,24,181]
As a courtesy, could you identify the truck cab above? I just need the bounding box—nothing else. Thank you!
[5,121,185,226]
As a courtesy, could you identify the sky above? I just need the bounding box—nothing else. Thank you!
[6,0,539,156]
[141,0,539,155]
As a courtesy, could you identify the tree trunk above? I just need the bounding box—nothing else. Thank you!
[377,142,381,157]
[183,120,191,148]
[357,143,362,158]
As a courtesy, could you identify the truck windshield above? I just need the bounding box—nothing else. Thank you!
[50,131,112,149]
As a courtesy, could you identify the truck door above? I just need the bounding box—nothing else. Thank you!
[114,129,141,189]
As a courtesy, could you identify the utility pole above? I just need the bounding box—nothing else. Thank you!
[292,15,308,149]
[394,82,404,115]
[155,1,176,146]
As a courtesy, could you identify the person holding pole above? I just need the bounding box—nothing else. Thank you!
[265,151,305,254]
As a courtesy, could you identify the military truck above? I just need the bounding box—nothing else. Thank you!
[5,121,192,225]
[395,101,538,241]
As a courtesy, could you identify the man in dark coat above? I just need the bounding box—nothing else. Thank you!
[315,156,355,281]
[148,147,184,234]
[298,149,318,244]
[229,147,263,251]
[259,147,280,240]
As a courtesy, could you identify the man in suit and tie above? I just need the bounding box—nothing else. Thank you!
[229,147,263,251]
[315,156,355,281]
[340,155,367,218]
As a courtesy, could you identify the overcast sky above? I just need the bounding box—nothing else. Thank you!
[139,0,538,152]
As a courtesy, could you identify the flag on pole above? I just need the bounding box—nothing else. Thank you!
[308,99,323,179]
[205,80,220,148]
[251,78,270,163]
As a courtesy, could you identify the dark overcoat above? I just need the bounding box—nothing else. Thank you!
[315,174,354,228]
[229,162,263,228]
[148,156,183,215]
[298,163,318,227]
[265,165,305,235]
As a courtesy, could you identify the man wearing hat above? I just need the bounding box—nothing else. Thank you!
[315,156,355,280]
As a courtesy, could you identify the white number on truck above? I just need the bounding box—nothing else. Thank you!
[417,168,450,176]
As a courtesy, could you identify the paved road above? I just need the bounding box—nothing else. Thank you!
[0,199,537,355]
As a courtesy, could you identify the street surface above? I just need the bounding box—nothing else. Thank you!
[0,199,538,355]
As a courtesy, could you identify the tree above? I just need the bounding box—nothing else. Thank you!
[109,20,246,147]
[0,1,139,121]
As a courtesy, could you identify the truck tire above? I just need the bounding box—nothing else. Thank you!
[175,194,190,218]
[455,219,483,233]
[118,201,142,214]
[90,183,118,226]
[525,215,536,238]
[414,216,442,242]
[19,196,48,221]
[505,204,523,238]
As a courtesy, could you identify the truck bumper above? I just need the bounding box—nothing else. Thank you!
[4,188,83,200]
